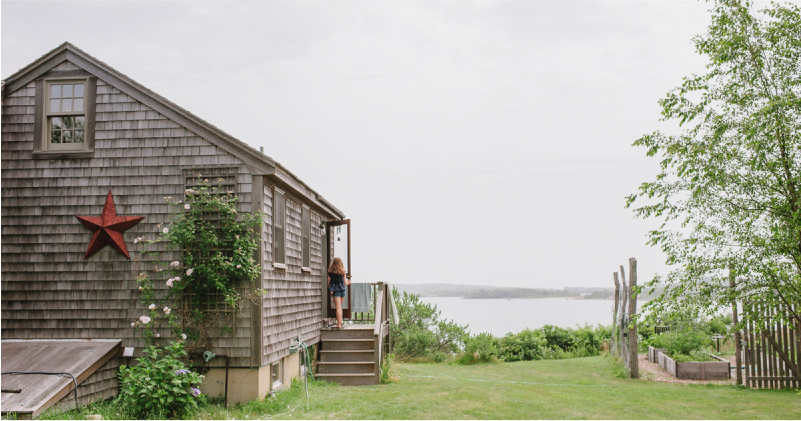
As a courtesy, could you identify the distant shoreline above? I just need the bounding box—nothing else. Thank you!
[394,283,660,301]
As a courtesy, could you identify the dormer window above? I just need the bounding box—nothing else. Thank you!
[47,81,86,150]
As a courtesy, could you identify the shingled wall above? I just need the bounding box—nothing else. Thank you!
[1,61,256,400]
[260,183,327,366]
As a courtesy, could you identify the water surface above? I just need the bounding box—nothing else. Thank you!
[419,297,618,337]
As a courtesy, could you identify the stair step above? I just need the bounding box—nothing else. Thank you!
[316,373,376,386]
[317,361,375,374]
[321,329,374,340]
[321,339,374,350]
[320,350,374,363]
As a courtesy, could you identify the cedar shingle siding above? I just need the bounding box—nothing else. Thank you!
[2,48,340,406]
[261,186,327,366]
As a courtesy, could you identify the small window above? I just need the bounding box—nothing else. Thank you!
[273,188,286,268]
[271,361,282,390]
[45,80,87,151]
[302,205,310,270]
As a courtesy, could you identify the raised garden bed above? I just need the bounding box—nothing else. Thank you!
[657,351,730,380]
[648,345,665,364]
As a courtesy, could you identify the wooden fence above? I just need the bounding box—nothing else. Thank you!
[742,301,801,389]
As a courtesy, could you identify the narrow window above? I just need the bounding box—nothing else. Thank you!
[45,80,87,151]
[302,205,311,270]
[273,188,286,267]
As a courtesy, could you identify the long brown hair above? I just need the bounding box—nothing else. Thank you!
[328,257,346,276]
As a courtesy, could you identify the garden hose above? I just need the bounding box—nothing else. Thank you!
[295,337,315,408]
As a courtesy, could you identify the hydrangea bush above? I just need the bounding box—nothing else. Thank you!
[117,342,204,419]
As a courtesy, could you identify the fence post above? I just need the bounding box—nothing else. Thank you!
[628,257,639,379]
[729,266,743,385]
[618,267,628,365]
[613,273,620,356]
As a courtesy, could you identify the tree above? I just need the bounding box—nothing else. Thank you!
[627,0,801,327]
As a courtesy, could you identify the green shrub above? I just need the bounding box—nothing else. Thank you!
[497,328,550,362]
[117,342,204,419]
[650,328,709,357]
[458,332,498,364]
[390,288,468,361]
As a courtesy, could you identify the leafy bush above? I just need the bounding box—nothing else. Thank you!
[117,342,204,419]
[497,329,549,361]
[390,288,468,361]
[650,329,709,358]
[457,332,498,364]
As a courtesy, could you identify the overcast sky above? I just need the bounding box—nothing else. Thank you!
[4,0,788,289]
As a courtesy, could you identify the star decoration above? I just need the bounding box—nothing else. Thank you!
[76,190,144,260]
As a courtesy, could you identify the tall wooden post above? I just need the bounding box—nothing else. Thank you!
[613,273,620,356]
[730,267,743,385]
[618,267,628,363]
[628,257,639,379]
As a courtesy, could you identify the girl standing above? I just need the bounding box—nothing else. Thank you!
[327,257,350,329]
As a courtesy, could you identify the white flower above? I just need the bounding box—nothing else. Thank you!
[163,307,171,315]
[166,279,174,287]
[163,228,169,234]
[154,333,160,338]
[186,268,194,276]
[236,265,242,269]
[148,304,156,310]
[139,316,151,324]
[184,204,191,210]
[173,277,180,282]
[138,286,143,291]
[131,322,136,327]
[181,333,187,340]
[169,261,180,267]
[134,238,139,244]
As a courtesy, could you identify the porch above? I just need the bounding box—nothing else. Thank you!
[316,282,393,386]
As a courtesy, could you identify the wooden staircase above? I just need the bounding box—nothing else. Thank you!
[316,282,392,386]
[316,326,377,386]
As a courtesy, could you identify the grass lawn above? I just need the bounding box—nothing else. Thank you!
[43,355,800,420]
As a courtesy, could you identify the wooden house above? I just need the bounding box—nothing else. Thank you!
[1,42,391,417]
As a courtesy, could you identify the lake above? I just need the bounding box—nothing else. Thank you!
[419,297,619,337]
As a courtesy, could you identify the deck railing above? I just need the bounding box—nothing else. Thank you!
[372,282,391,383]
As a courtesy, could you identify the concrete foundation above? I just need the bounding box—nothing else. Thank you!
[198,352,303,405]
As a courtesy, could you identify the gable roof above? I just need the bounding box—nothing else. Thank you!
[2,42,345,219]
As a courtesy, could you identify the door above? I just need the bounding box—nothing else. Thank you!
[327,219,351,320]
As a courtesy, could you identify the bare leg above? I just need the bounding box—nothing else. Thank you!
[334,297,343,328]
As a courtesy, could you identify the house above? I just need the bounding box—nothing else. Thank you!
[1,42,391,417]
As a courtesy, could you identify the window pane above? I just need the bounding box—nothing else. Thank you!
[62,116,75,129]
[63,84,73,97]
[50,84,61,98]
[50,99,61,112]
[50,117,62,130]
[75,116,85,129]
[62,130,73,143]
[73,130,84,143]
[50,130,61,144]
[62,99,72,112]
[73,98,84,112]
[74,84,84,97]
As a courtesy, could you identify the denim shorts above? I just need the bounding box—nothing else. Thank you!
[331,290,346,298]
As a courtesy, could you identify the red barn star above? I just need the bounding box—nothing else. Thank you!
[76,190,144,260]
